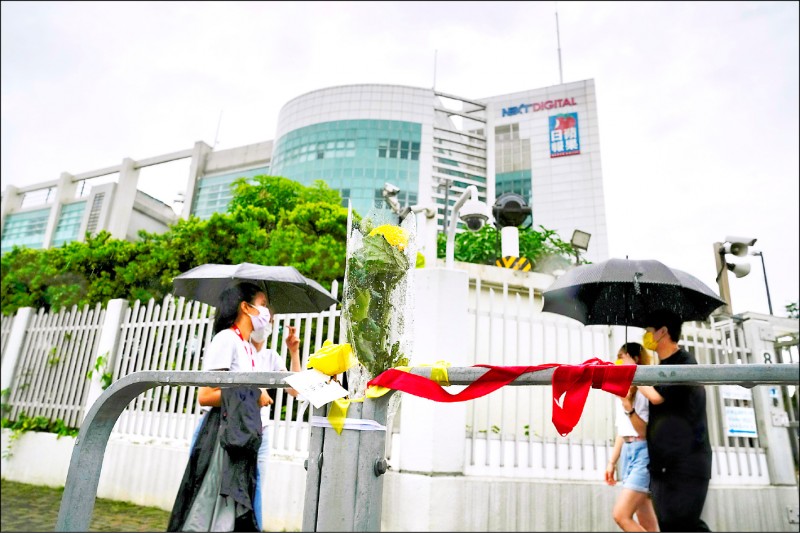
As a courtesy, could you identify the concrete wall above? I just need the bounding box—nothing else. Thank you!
[3,429,797,531]
[203,141,272,175]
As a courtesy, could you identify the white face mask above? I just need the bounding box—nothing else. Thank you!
[249,323,272,343]
[247,304,271,333]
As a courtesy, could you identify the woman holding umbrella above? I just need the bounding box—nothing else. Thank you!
[248,307,302,531]
[169,282,296,532]
[605,342,659,532]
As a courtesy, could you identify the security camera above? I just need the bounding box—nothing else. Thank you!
[723,235,757,257]
[492,193,531,229]
[382,182,400,197]
[459,198,492,231]
[382,182,402,214]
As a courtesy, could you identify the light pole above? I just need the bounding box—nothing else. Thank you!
[570,229,591,265]
[751,250,774,315]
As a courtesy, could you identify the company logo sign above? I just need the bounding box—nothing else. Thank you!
[502,97,576,117]
[549,112,580,158]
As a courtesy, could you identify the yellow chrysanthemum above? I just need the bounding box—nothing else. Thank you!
[369,224,409,250]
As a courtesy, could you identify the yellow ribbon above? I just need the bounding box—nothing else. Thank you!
[307,340,357,376]
[327,397,360,434]
[327,361,452,432]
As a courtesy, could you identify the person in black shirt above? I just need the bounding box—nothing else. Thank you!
[632,309,712,532]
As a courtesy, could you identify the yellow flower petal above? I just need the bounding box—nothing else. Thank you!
[369,224,409,251]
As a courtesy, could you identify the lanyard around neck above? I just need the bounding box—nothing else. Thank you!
[231,325,255,370]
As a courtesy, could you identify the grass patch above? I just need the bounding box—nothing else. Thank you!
[1,478,170,532]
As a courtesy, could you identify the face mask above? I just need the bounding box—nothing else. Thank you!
[642,330,659,351]
[249,324,271,343]
[248,304,271,332]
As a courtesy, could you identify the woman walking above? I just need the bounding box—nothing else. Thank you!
[168,282,275,532]
[605,342,659,532]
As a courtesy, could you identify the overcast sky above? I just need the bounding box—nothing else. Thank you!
[2,1,798,318]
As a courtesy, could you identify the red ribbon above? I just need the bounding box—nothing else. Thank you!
[366,358,635,436]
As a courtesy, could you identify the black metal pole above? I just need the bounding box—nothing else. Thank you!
[754,251,774,315]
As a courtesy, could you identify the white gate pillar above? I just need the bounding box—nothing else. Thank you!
[742,317,797,486]
[399,267,469,474]
[83,299,129,421]
[1,307,35,391]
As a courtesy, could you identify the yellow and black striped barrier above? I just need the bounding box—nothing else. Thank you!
[496,256,532,271]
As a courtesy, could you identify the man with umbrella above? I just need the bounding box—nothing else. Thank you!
[627,309,713,532]
[542,258,722,531]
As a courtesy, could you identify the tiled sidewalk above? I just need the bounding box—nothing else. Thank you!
[0,478,170,532]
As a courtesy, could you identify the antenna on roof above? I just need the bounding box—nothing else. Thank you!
[213,110,223,148]
[555,2,564,84]
[433,49,438,90]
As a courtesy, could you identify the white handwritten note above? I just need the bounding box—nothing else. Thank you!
[283,368,348,408]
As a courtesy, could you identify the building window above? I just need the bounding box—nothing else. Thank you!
[191,166,269,219]
[1,208,50,253]
[339,188,351,208]
[51,201,87,247]
[377,139,420,160]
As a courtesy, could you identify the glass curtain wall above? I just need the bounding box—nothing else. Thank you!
[270,119,422,217]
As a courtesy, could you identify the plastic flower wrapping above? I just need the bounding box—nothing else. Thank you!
[342,211,416,398]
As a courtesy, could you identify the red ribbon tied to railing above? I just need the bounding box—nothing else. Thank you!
[366,358,636,436]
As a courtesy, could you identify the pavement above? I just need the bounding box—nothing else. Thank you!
[0,478,171,532]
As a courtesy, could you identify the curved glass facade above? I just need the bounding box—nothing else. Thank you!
[270,119,421,217]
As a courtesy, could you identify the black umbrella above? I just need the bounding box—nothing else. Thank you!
[541,258,725,328]
[172,263,338,314]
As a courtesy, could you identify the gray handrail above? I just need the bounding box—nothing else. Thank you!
[410,363,799,387]
[55,364,799,531]
[55,370,293,532]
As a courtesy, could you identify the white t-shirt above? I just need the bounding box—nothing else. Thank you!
[614,389,650,437]
[200,328,287,428]
[253,343,288,428]
[202,328,257,372]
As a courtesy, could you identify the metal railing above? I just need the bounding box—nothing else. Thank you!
[55,363,799,531]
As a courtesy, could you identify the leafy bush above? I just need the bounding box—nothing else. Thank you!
[436,224,582,273]
[1,176,351,316]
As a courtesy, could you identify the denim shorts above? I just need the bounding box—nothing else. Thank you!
[619,440,651,494]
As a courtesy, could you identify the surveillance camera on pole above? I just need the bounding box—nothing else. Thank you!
[381,182,402,215]
[492,193,532,261]
[459,197,491,231]
[446,185,491,269]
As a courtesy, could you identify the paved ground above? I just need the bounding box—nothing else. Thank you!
[1,478,171,532]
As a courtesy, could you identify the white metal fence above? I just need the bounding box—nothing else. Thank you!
[3,303,106,428]
[1,313,12,363]
[109,280,344,458]
[1,274,796,485]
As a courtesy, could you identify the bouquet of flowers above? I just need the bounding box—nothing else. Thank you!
[342,215,416,396]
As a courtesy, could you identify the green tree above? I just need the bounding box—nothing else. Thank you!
[1,176,350,316]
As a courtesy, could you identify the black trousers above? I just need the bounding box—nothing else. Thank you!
[650,473,711,532]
